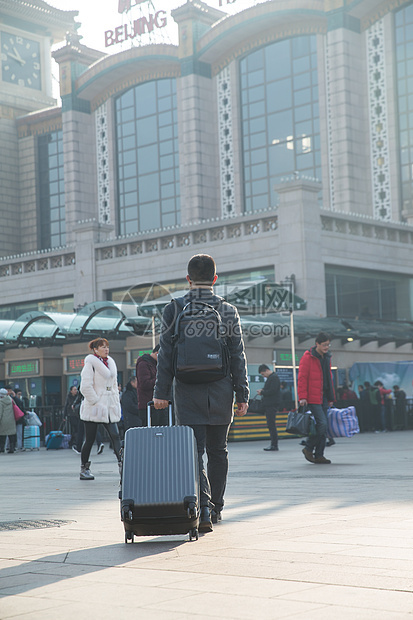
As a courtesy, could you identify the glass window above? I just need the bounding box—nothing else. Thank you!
[266,79,292,113]
[139,173,159,203]
[37,130,65,249]
[116,79,180,234]
[325,265,413,320]
[240,35,320,213]
[136,117,157,146]
[139,202,160,230]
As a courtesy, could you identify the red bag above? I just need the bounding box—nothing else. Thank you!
[12,401,25,421]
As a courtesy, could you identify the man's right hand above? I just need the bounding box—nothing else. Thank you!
[153,398,168,410]
[299,399,307,408]
[235,403,248,417]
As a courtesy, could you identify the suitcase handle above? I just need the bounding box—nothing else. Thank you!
[147,401,173,428]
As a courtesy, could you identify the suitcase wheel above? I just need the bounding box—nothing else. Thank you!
[189,528,199,542]
[125,531,134,544]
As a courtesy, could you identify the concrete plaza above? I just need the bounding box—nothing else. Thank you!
[1,430,413,619]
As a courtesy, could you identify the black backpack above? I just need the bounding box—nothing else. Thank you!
[171,298,230,384]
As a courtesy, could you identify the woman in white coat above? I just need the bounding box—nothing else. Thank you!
[79,338,121,480]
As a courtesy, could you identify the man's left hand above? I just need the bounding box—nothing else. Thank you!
[235,403,248,417]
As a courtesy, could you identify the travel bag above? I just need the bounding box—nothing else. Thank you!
[120,401,199,543]
[24,425,40,450]
[45,417,71,450]
[327,406,360,438]
[285,408,313,436]
[45,430,64,450]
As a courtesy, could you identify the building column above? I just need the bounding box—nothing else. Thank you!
[325,19,372,215]
[172,1,225,225]
[275,177,325,317]
[73,220,113,308]
[52,41,105,244]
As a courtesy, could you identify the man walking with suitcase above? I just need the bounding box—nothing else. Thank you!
[153,254,249,532]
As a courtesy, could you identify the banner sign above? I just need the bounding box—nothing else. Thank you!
[349,361,413,397]
[8,360,39,377]
[66,356,85,373]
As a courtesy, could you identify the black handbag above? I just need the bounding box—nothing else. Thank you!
[285,408,312,435]
[247,396,264,414]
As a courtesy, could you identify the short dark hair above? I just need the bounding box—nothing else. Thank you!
[152,344,160,353]
[187,254,216,285]
[258,364,270,373]
[69,385,77,392]
[315,332,331,344]
[374,380,383,387]
[364,381,371,388]
[89,337,109,351]
[393,385,400,390]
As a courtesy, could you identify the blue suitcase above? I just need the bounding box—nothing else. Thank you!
[45,431,64,449]
[24,426,40,450]
[120,401,199,543]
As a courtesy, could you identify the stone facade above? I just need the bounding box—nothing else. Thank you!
[2,0,413,384]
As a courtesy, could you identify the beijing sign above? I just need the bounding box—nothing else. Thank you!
[105,0,167,48]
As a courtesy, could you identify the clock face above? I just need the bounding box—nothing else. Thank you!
[1,32,41,90]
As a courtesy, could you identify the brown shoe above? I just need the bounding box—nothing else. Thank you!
[314,456,331,464]
[302,447,315,463]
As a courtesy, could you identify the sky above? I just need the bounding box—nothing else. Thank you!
[47,0,266,53]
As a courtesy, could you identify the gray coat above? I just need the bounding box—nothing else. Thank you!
[0,395,16,436]
[154,288,249,426]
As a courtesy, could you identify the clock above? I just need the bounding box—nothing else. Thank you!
[1,32,41,90]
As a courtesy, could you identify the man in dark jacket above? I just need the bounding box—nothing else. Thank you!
[136,344,167,426]
[64,385,78,448]
[153,254,249,532]
[121,377,142,430]
[258,364,281,451]
[297,332,335,464]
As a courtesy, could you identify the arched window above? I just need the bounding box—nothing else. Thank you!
[240,35,320,212]
[115,78,180,234]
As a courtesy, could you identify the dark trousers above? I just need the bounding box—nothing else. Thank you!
[69,415,80,446]
[81,421,120,465]
[189,424,230,513]
[75,421,102,451]
[265,410,278,448]
[307,397,329,459]
[0,434,16,452]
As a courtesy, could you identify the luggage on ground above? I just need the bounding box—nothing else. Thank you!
[45,430,64,449]
[24,425,40,450]
[45,417,71,450]
[120,401,199,543]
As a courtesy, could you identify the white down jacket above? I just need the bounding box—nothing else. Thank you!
[80,354,121,423]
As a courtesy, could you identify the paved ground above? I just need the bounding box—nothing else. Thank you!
[1,431,413,620]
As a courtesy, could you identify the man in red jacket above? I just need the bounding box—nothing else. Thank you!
[297,332,335,464]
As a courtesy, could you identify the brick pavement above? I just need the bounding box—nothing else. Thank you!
[1,431,413,619]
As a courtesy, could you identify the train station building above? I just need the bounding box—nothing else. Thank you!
[2,0,413,405]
